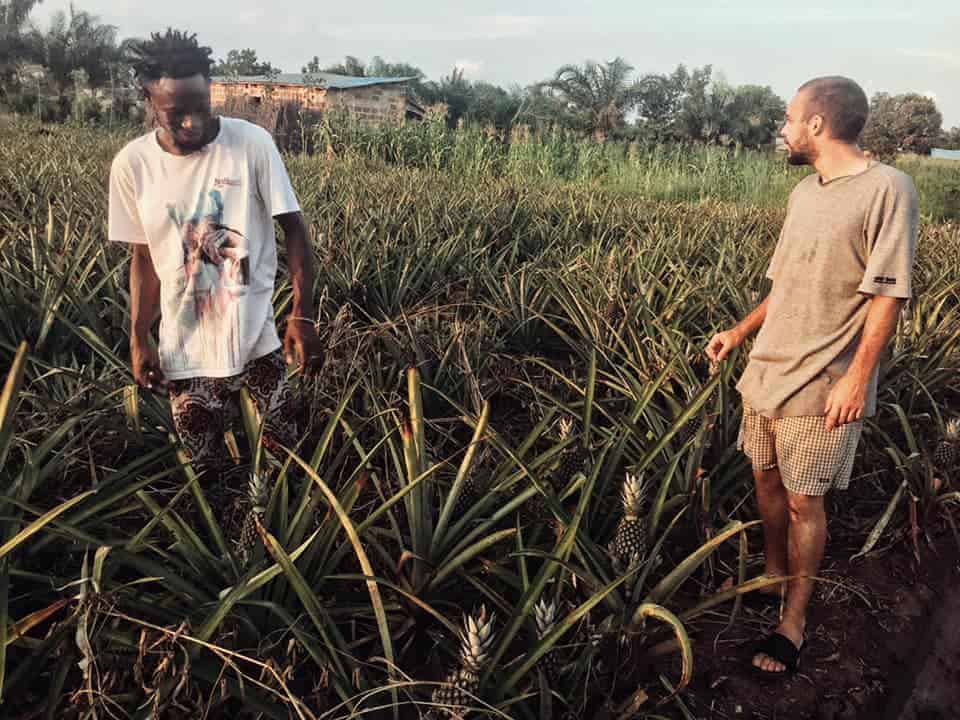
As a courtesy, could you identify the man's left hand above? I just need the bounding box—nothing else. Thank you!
[824,374,867,432]
[284,319,324,376]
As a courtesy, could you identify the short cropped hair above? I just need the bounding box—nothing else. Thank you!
[797,76,869,143]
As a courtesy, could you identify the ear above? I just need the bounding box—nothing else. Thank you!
[809,114,825,136]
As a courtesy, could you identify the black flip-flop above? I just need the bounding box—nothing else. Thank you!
[747,632,803,679]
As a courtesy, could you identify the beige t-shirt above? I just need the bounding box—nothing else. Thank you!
[737,162,919,418]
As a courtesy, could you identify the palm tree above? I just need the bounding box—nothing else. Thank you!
[28,6,118,90]
[1,0,44,96]
[0,0,41,48]
[540,57,651,137]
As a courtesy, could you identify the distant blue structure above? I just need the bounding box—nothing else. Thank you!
[931,148,960,160]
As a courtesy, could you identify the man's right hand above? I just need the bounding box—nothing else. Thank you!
[131,337,168,393]
[706,329,743,363]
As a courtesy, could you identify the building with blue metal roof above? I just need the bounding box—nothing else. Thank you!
[210,72,423,126]
[931,148,960,161]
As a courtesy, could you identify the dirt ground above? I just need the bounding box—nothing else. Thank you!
[681,504,960,720]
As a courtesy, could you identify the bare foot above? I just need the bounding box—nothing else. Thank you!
[752,619,804,673]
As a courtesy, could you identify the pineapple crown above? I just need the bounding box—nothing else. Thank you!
[533,598,559,637]
[558,416,575,441]
[247,471,270,509]
[945,418,960,444]
[457,606,496,672]
[621,472,647,516]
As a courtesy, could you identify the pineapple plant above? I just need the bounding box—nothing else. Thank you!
[551,416,591,494]
[674,413,703,446]
[238,470,270,565]
[520,417,588,526]
[451,450,492,518]
[608,472,649,572]
[934,418,960,474]
[533,598,563,686]
[430,606,496,716]
[602,296,625,328]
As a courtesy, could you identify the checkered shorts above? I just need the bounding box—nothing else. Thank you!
[737,403,863,496]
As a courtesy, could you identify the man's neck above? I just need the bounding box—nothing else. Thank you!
[813,143,871,184]
[157,116,221,156]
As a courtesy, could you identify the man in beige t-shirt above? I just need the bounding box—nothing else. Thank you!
[707,76,918,676]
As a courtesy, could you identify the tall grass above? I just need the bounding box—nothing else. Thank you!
[313,112,960,219]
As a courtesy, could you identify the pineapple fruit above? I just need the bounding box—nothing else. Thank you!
[451,450,491,519]
[431,606,496,715]
[533,598,563,686]
[238,470,270,565]
[603,297,625,328]
[552,416,591,493]
[934,419,960,474]
[675,414,702,446]
[521,417,587,525]
[608,472,649,571]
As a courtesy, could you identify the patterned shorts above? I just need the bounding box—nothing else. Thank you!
[737,403,863,496]
[167,349,305,480]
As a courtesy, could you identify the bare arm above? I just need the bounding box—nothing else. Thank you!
[731,295,771,344]
[277,211,315,319]
[706,294,771,363]
[129,245,166,390]
[276,211,322,372]
[824,295,903,430]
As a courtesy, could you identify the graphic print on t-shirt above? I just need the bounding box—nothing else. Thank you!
[165,188,249,371]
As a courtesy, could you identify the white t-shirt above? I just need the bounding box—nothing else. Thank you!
[108,117,300,381]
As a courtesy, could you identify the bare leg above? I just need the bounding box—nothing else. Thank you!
[753,490,826,673]
[754,467,789,591]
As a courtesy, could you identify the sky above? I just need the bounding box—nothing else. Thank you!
[30,0,960,127]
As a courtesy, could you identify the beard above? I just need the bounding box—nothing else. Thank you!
[171,132,208,153]
[785,140,815,166]
[786,150,810,166]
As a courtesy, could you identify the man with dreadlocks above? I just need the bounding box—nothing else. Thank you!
[108,29,321,487]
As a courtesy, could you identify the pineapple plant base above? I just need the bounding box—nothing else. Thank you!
[430,606,496,717]
[608,472,649,572]
[933,419,960,475]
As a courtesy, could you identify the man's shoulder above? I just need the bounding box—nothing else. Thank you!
[788,172,820,197]
[220,116,275,148]
[870,162,918,198]
[111,130,155,170]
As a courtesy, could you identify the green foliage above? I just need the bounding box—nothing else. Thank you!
[863,92,944,158]
[0,115,957,719]
[937,125,960,151]
[212,48,280,78]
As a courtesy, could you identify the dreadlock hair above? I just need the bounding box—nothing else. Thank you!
[127,28,214,95]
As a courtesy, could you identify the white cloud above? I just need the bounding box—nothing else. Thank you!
[898,49,960,68]
[454,58,484,76]
[466,15,547,39]
[235,9,266,27]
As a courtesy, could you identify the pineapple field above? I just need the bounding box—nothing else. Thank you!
[1,117,960,720]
